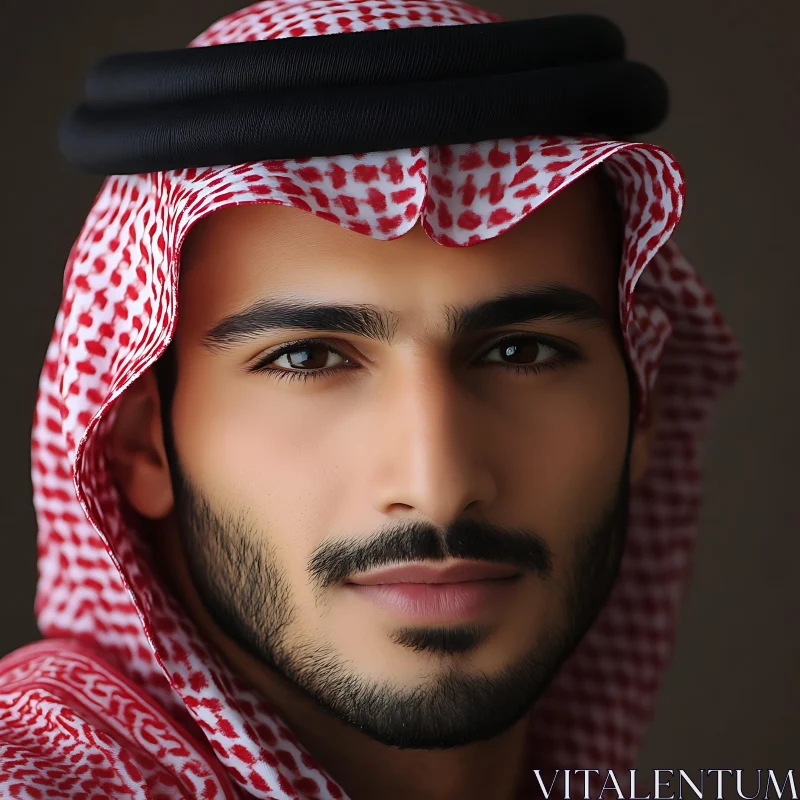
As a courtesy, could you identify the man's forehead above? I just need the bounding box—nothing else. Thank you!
[176,168,621,332]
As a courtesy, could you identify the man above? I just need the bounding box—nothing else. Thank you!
[0,2,740,799]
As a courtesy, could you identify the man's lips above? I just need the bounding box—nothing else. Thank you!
[344,561,523,622]
[346,561,521,586]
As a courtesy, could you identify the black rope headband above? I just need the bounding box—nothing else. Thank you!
[58,15,669,175]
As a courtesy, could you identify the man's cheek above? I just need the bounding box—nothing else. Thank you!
[512,426,622,534]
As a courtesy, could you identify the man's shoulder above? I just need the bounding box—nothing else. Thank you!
[0,637,157,720]
[0,637,125,681]
[0,639,236,799]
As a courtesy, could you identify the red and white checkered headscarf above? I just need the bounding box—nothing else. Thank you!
[0,1,741,797]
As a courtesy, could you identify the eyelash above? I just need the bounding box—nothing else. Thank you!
[249,335,583,385]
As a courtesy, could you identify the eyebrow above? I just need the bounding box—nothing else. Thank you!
[201,282,611,352]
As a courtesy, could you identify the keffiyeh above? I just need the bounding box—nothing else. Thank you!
[1,1,740,798]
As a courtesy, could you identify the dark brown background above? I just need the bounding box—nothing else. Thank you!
[1,0,797,771]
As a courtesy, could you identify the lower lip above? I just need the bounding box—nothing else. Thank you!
[346,577,521,622]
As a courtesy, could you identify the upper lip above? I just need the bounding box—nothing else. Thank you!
[346,561,521,586]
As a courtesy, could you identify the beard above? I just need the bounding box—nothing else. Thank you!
[166,443,631,750]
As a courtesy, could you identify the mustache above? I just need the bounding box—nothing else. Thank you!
[308,517,554,590]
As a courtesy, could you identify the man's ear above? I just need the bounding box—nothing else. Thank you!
[629,380,661,486]
[107,368,174,519]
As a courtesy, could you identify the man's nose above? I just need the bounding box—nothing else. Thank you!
[368,359,498,529]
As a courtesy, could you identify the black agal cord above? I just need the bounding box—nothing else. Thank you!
[59,16,668,175]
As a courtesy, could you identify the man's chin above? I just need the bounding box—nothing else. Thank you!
[255,626,573,750]
[307,670,543,750]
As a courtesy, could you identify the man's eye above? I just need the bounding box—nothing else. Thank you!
[480,337,557,366]
[268,342,350,371]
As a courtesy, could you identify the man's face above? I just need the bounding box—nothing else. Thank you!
[161,170,635,748]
